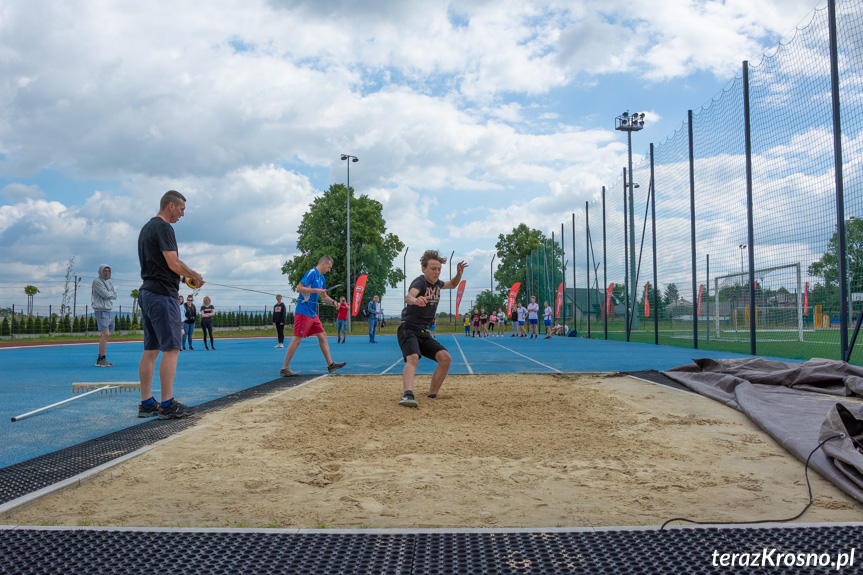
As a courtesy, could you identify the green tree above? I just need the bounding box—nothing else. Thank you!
[494,224,547,297]
[130,289,140,316]
[475,290,505,313]
[664,283,680,305]
[808,218,863,293]
[24,285,40,316]
[281,184,404,308]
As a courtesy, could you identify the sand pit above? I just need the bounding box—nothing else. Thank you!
[3,373,861,529]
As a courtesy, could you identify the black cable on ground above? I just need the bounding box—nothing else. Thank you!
[659,433,844,530]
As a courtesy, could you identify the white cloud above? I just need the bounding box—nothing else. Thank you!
[1,183,44,201]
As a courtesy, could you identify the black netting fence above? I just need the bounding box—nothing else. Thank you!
[530,0,863,364]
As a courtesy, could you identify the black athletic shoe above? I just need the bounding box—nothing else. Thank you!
[158,399,195,420]
[138,401,160,418]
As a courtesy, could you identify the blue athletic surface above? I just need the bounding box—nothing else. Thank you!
[0,335,796,468]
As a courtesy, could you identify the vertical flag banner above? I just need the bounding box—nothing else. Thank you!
[804,282,809,316]
[455,280,467,318]
[644,283,650,317]
[555,283,564,318]
[605,283,615,318]
[351,274,368,316]
[507,282,521,315]
[697,284,704,318]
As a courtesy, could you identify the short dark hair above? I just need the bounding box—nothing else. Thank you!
[420,250,446,268]
[318,255,334,265]
[160,190,187,210]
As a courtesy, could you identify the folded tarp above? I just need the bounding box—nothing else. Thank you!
[662,357,863,505]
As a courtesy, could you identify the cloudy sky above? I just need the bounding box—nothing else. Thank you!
[0,0,825,316]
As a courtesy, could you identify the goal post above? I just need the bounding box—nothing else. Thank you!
[713,263,804,342]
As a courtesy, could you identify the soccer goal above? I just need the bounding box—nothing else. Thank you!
[713,263,805,342]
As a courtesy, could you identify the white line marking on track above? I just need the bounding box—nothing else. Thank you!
[481,338,561,373]
[451,335,474,374]
[254,374,328,404]
[381,358,403,375]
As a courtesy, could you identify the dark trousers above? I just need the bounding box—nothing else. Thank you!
[201,320,214,347]
[276,323,285,344]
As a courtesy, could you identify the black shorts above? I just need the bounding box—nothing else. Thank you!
[397,323,446,361]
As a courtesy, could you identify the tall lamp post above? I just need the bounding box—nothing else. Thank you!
[615,111,645,331]
[341,155,358,333]
[490,254,496,296]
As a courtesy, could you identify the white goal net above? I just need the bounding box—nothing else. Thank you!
[712,263,804,342]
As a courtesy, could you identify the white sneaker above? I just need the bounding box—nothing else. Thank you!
[275,343,283,348]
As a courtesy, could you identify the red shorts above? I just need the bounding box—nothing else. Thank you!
[293,313,325,338]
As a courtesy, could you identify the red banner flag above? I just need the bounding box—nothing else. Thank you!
[605,283,615,318]
[506,282,521,316]
[804,282,809,316]
[697,284,704,318]
[555,283,564,318]
[455,280,466,318]
[644,283,650,318]
[351,274,368,317]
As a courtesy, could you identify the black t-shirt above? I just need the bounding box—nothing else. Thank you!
[200,304,215,322]
[401,275,444,330]
[273,302,287,323]
[138,216,180,298]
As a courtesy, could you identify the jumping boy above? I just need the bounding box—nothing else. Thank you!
[398,250,467,407]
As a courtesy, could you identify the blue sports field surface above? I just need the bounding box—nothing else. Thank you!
[0,334,797,469]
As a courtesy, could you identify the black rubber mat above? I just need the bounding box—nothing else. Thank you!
[619,369,694,393]
[1,525,861,574]
[0,375,318,506]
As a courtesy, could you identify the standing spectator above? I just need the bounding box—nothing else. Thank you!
[177,295,185,347]
[92,264,117,367]
[463,314,471,336]
[182,294,197,350]
[273,294,287,348]
[527,296,540,339]
[497,308,506,337]
[543,300,553,339]
[336,296,349,344]
[479,308,489,337]
[488,306,497,336]
[136,190,203,419]
[471,308,480,337]
[510,305,519,336]
[200,296,215,350]
[279,255,346,377]
[368,295,382,343]
[518,302,528,337]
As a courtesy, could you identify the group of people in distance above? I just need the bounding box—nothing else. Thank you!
[462,298,563,340]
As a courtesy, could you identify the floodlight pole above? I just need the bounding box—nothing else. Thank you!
[615,112,645,332]
[341,154,358,333]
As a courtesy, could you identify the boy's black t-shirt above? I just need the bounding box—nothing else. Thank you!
[401,275,444,330]
[138,216,180,298]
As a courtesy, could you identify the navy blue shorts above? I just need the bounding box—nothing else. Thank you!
[139,289,182,352]
[529,318,538,325]
[397,323,446,361]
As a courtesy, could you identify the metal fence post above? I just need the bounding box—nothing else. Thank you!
[623,168,631,341]
[602,188,608,340]
[743,61,757,356]
[650,143,659,345]
[688,110,698,349]
[828,0,850,361]
[586,202,591,339]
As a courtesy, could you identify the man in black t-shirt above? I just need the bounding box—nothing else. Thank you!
[397,250,467,407]
[136,190,204,420]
